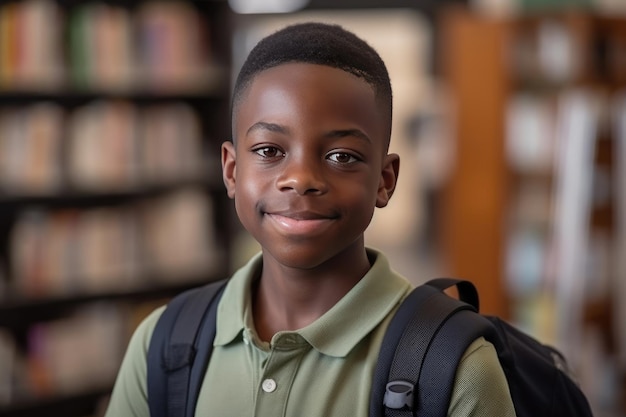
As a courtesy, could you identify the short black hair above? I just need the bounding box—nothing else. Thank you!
[232,22,393,144]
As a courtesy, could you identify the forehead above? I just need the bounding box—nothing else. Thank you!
[233,62,386,145]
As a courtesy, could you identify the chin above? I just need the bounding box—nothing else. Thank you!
[264,244,338,270]
[280,253,328,270]
[263,237,365,271]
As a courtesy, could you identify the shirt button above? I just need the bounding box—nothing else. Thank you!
[262,378,277,393]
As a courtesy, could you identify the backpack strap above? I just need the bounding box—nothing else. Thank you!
[413,291,494,417]
[371,279,493,417]
[147,279,228,417]
[370,283,443,417]
[424,278,480,311]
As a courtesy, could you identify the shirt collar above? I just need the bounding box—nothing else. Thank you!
[214,248,412,357]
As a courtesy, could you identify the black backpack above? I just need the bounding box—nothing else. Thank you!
[146,277,594,417]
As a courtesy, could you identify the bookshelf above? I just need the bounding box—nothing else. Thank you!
[438,6,626,414]
[0,0,233,415]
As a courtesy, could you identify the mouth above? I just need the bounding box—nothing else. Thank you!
[264,210,337,235]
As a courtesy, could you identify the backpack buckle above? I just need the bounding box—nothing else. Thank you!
[383,380,414,410]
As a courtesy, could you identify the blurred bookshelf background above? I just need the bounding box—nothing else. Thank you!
[0,0,625,416]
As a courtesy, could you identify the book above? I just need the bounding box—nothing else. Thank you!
[135,1,209,92]
[26,304,125,395]
[10,210,50,297]
[506,93,555,174]
[15,0,64,90]
[91,3,134,91]
[78,206,142,293]
[0,330,16,404]
[546,88,600,359]
[0,2,19,88]
[611,90,626,371]
[10,191,217,298]
[139,102,204,184]
[140,188,217,280]
[67,100,139,191]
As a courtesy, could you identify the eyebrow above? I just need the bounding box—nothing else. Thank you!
[246,121,288,136]
[327,128,371,144]
[246,122,371,144]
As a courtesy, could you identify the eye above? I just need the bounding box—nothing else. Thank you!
[327,151,359,165]
[253,146,284,159]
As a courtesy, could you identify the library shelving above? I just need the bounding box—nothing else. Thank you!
[0,0,234,416]
[438,5,625,414]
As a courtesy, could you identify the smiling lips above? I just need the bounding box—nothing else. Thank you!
[265,211,336,235]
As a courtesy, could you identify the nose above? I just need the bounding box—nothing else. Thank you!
[275,155,328,195]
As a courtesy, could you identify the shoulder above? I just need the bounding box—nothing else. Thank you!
[448,337,516,417]
[117,304,167,379]
[104,305,166,417]
[459,337,496,364]
[132,305,167,352]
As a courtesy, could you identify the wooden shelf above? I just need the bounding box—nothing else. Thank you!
[0,386,111,417]
[0,178,223,210]
[0,272,227,328]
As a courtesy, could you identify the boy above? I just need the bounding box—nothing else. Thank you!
[105,22,516,416]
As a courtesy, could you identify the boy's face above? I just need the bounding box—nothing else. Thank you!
[222,62,399,270]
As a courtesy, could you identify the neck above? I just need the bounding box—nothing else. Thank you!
[252,247,371,342]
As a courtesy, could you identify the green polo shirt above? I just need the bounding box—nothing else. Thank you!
[105,249,516,417]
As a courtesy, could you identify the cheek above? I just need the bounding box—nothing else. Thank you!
[236,166,268,201]
[343,180,378,218]
[233,191,259,235]
[232,165,267,219]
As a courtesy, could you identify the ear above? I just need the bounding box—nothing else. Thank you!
[221,141,237,199]
[376,153,400,208]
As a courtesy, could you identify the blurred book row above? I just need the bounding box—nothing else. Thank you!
[509,15,626,86]
[0,300,159,405]
[0,0,220,92]
[0,100,209,194]
[2,188,221,299]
